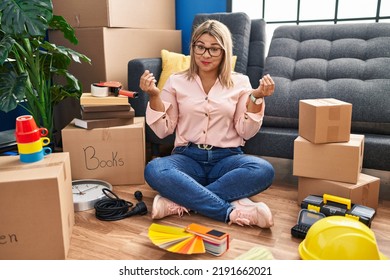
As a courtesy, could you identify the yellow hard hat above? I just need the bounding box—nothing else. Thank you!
[299,216,388,260]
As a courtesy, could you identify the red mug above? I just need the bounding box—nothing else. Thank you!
[15,115,48,143]
[15,115,38,134]
[15,128,48,143]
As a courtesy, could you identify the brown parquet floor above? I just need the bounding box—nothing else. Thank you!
[66,146,390,260]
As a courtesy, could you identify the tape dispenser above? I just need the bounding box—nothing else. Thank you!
[91,81,138,98]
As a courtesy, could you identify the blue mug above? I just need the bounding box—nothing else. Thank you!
[19,147,52,163]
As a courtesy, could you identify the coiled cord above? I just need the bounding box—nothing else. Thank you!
[94,188,147,221]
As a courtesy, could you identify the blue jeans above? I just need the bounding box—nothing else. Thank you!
[144,144,275,223]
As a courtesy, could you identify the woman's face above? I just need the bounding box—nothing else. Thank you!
[193,33,224,75]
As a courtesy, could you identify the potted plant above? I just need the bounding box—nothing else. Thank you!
[0,0,90,142]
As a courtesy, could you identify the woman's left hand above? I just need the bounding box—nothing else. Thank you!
[252,74,275,98]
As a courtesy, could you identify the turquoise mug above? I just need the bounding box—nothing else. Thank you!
[19,147,52,163]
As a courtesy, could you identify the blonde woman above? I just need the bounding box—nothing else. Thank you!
[139,20,275,228]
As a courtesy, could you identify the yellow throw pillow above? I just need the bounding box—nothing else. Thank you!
[157,49,237,91]
[157,50,190,91]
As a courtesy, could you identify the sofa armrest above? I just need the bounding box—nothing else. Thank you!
[127,58,162,117]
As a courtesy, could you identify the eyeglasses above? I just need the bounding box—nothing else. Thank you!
[193,44,223,57]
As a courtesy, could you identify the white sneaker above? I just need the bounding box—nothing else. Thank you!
[151,195,189,219]
[230,198,274,228]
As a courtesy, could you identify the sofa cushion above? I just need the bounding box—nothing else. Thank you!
[263,23,390,135]
[157,50,191,91]
[247,19,267,88]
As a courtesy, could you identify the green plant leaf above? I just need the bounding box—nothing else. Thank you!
[0,0,90,139]
[0,71,28,112]
[50,84,81,105]
[52,67,81,91]
[0,0,53,37]
[0,34,16,65]
[49,15,78,45]
[38,41,91,66]
[58,46,91,64]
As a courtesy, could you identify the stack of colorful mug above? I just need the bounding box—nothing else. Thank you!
[15,115,52,163]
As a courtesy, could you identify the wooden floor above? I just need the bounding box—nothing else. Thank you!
[66,156,390,260]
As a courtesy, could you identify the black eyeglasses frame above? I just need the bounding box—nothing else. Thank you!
[192,44,224,57]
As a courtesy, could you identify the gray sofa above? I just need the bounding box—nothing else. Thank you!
[243,22,390,171]
[128,16,390,171]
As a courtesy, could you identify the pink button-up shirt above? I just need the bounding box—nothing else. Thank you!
[146,72,265,148]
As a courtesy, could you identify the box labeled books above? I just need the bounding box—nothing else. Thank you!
[62,117,145,185]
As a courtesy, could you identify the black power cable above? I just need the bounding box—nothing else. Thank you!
[94,188,148,221]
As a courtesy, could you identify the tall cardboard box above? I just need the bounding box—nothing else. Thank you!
[0,153,74,260]
[61,117,145,185]
[293,134,364,184]
[299,98,352,144]
[52,0,176,29]
[297,173,380,209]
[48,28,181,90]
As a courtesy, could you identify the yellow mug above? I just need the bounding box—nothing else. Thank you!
[17,137,50,154]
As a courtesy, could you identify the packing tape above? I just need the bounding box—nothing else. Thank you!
[91,83,109,97]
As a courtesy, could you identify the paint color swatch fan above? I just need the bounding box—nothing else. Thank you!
[148,223,229,256]
[148,223,205,255]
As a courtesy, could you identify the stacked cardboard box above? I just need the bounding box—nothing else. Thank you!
[293,98,380,209]
[49,0,181,90]
[0,153,74,259]
[62,117,146,185]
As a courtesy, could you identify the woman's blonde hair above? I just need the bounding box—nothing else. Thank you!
[186,19,234,88]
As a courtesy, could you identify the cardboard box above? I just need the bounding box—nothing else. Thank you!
[52,0,176,29]
[297,173,380,209]
[0,153,74,260]
[299,98,352,144]
[293,134,364,184]
[48,27,181,90]
[61,117,145,185]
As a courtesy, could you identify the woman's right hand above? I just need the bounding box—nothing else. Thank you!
[140,70,160,97]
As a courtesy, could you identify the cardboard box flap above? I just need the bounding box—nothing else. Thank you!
[303,98,351,107]
[0,153,70,181]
